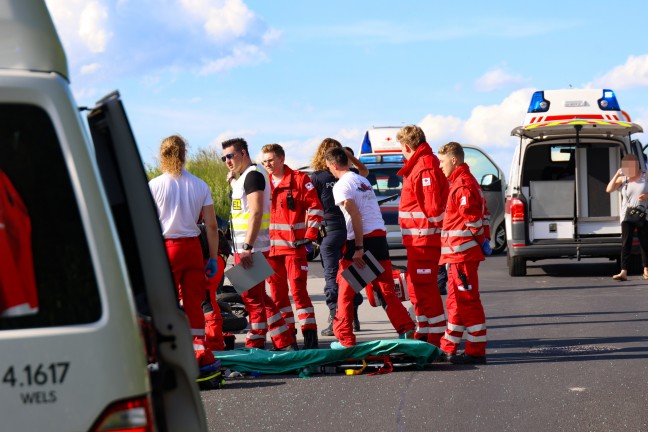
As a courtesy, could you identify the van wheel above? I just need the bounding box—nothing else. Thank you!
[492,223,506,255]
[508,253,526,276]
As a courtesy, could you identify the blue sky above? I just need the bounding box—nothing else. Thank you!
[46,0,648,177]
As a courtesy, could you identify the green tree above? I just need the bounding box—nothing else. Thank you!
[145,148,231,221]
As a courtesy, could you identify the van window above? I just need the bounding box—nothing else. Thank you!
[522,144,575,186]
[465,147,499,185]
[0,104,101,330]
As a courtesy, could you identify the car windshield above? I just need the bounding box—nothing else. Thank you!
[366,166,402,198]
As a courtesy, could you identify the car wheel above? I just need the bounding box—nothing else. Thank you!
[491,223,506,255]
[508,251,526,276]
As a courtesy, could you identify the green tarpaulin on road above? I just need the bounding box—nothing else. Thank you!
[214,339,441,374]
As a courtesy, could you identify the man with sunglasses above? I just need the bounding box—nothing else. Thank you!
[261,144,323,349]
[222,138,297,351]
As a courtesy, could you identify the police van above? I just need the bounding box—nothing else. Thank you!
[505,88,644,276]
[0,1,208,430]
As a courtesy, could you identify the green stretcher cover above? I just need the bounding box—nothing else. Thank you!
[214,339,441,374]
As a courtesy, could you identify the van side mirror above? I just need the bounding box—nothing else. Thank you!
[481,174,501,191]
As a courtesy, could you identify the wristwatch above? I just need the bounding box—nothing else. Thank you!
[242,243,252,251]
[355,245,364,251]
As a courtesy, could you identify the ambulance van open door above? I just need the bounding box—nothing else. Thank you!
[506,89,644,276]
[0,1,208,430]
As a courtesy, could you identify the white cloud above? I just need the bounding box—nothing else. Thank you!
[199,44,268,74]
[474,67,527,92]
[80,62,101,75]
[78,1,111,53]
[47,0,112,55]
[590,54,648,90]
[179,0,256,43]
[416,89,534,174]
[419,114,464,147]
[462,88,533,147]
[262,28,283,46]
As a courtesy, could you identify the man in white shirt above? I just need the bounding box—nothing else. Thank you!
[149,135,220,367]
[325,147,415,348]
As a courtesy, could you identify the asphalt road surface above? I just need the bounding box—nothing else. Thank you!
[205,253,648,432]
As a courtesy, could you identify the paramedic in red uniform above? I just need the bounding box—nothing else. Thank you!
[223,138,297,351]
[149,135,221,367]
[325,147,415,348]
[437,141,489,364]
[396,125,448,346]
[0,169,38,318]
[261,144,323,349]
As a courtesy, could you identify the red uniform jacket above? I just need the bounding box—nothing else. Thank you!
[0,170,38,317]
[440,163,487,264]
[398,142,448,248]
[269,165,324,256]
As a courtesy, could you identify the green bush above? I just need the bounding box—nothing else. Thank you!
[145,148,231,221]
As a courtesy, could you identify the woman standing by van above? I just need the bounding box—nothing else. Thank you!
[606,154,648,281]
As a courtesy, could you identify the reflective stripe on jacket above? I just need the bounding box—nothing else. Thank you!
[231,164,271,253]
[269,166,323,256]
[440,163,486,263]
[398,142,448,247]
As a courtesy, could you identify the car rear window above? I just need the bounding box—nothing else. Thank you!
[0,104,101,330]
[366,167,402,197]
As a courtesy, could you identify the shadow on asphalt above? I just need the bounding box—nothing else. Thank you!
[485,335,648,365]
[526,261,619,277]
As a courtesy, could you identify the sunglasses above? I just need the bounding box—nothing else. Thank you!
[221,153,236,162]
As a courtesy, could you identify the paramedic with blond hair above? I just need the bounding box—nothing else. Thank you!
[437,141,489,365]
[149,134,220,367]
[396,125,448,347]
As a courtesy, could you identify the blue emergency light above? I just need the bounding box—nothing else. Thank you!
[528,91,550,113]
[360,131,373,154]
[359,155,379,163]
[598,89,621,111]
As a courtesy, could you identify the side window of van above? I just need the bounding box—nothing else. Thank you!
[464,147,500,187]
[0,104,101,330]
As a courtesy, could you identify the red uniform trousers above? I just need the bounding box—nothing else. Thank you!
[235,252,296,349]
[165,237,215,366]
[267,253,316,334]
[440,261,487,357]
[334,255,415,347]
[405,246,446,347]
[203,255,226,351]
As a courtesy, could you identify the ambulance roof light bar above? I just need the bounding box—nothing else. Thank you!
[528,91,550,113]
[359,154,405,164]
[598,89,621,111]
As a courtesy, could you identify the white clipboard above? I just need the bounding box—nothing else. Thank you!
[340,250,385,293]
[224,253,275,294]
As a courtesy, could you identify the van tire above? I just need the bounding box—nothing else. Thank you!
[492,223,507,255]
[508,253,527,276]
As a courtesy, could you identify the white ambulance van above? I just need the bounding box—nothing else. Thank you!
[505,88,644,276]
[0,1,209,430]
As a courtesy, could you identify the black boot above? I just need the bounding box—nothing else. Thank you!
[353,306,361,332]
[321,308,336,336]
[303,329,319,349]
